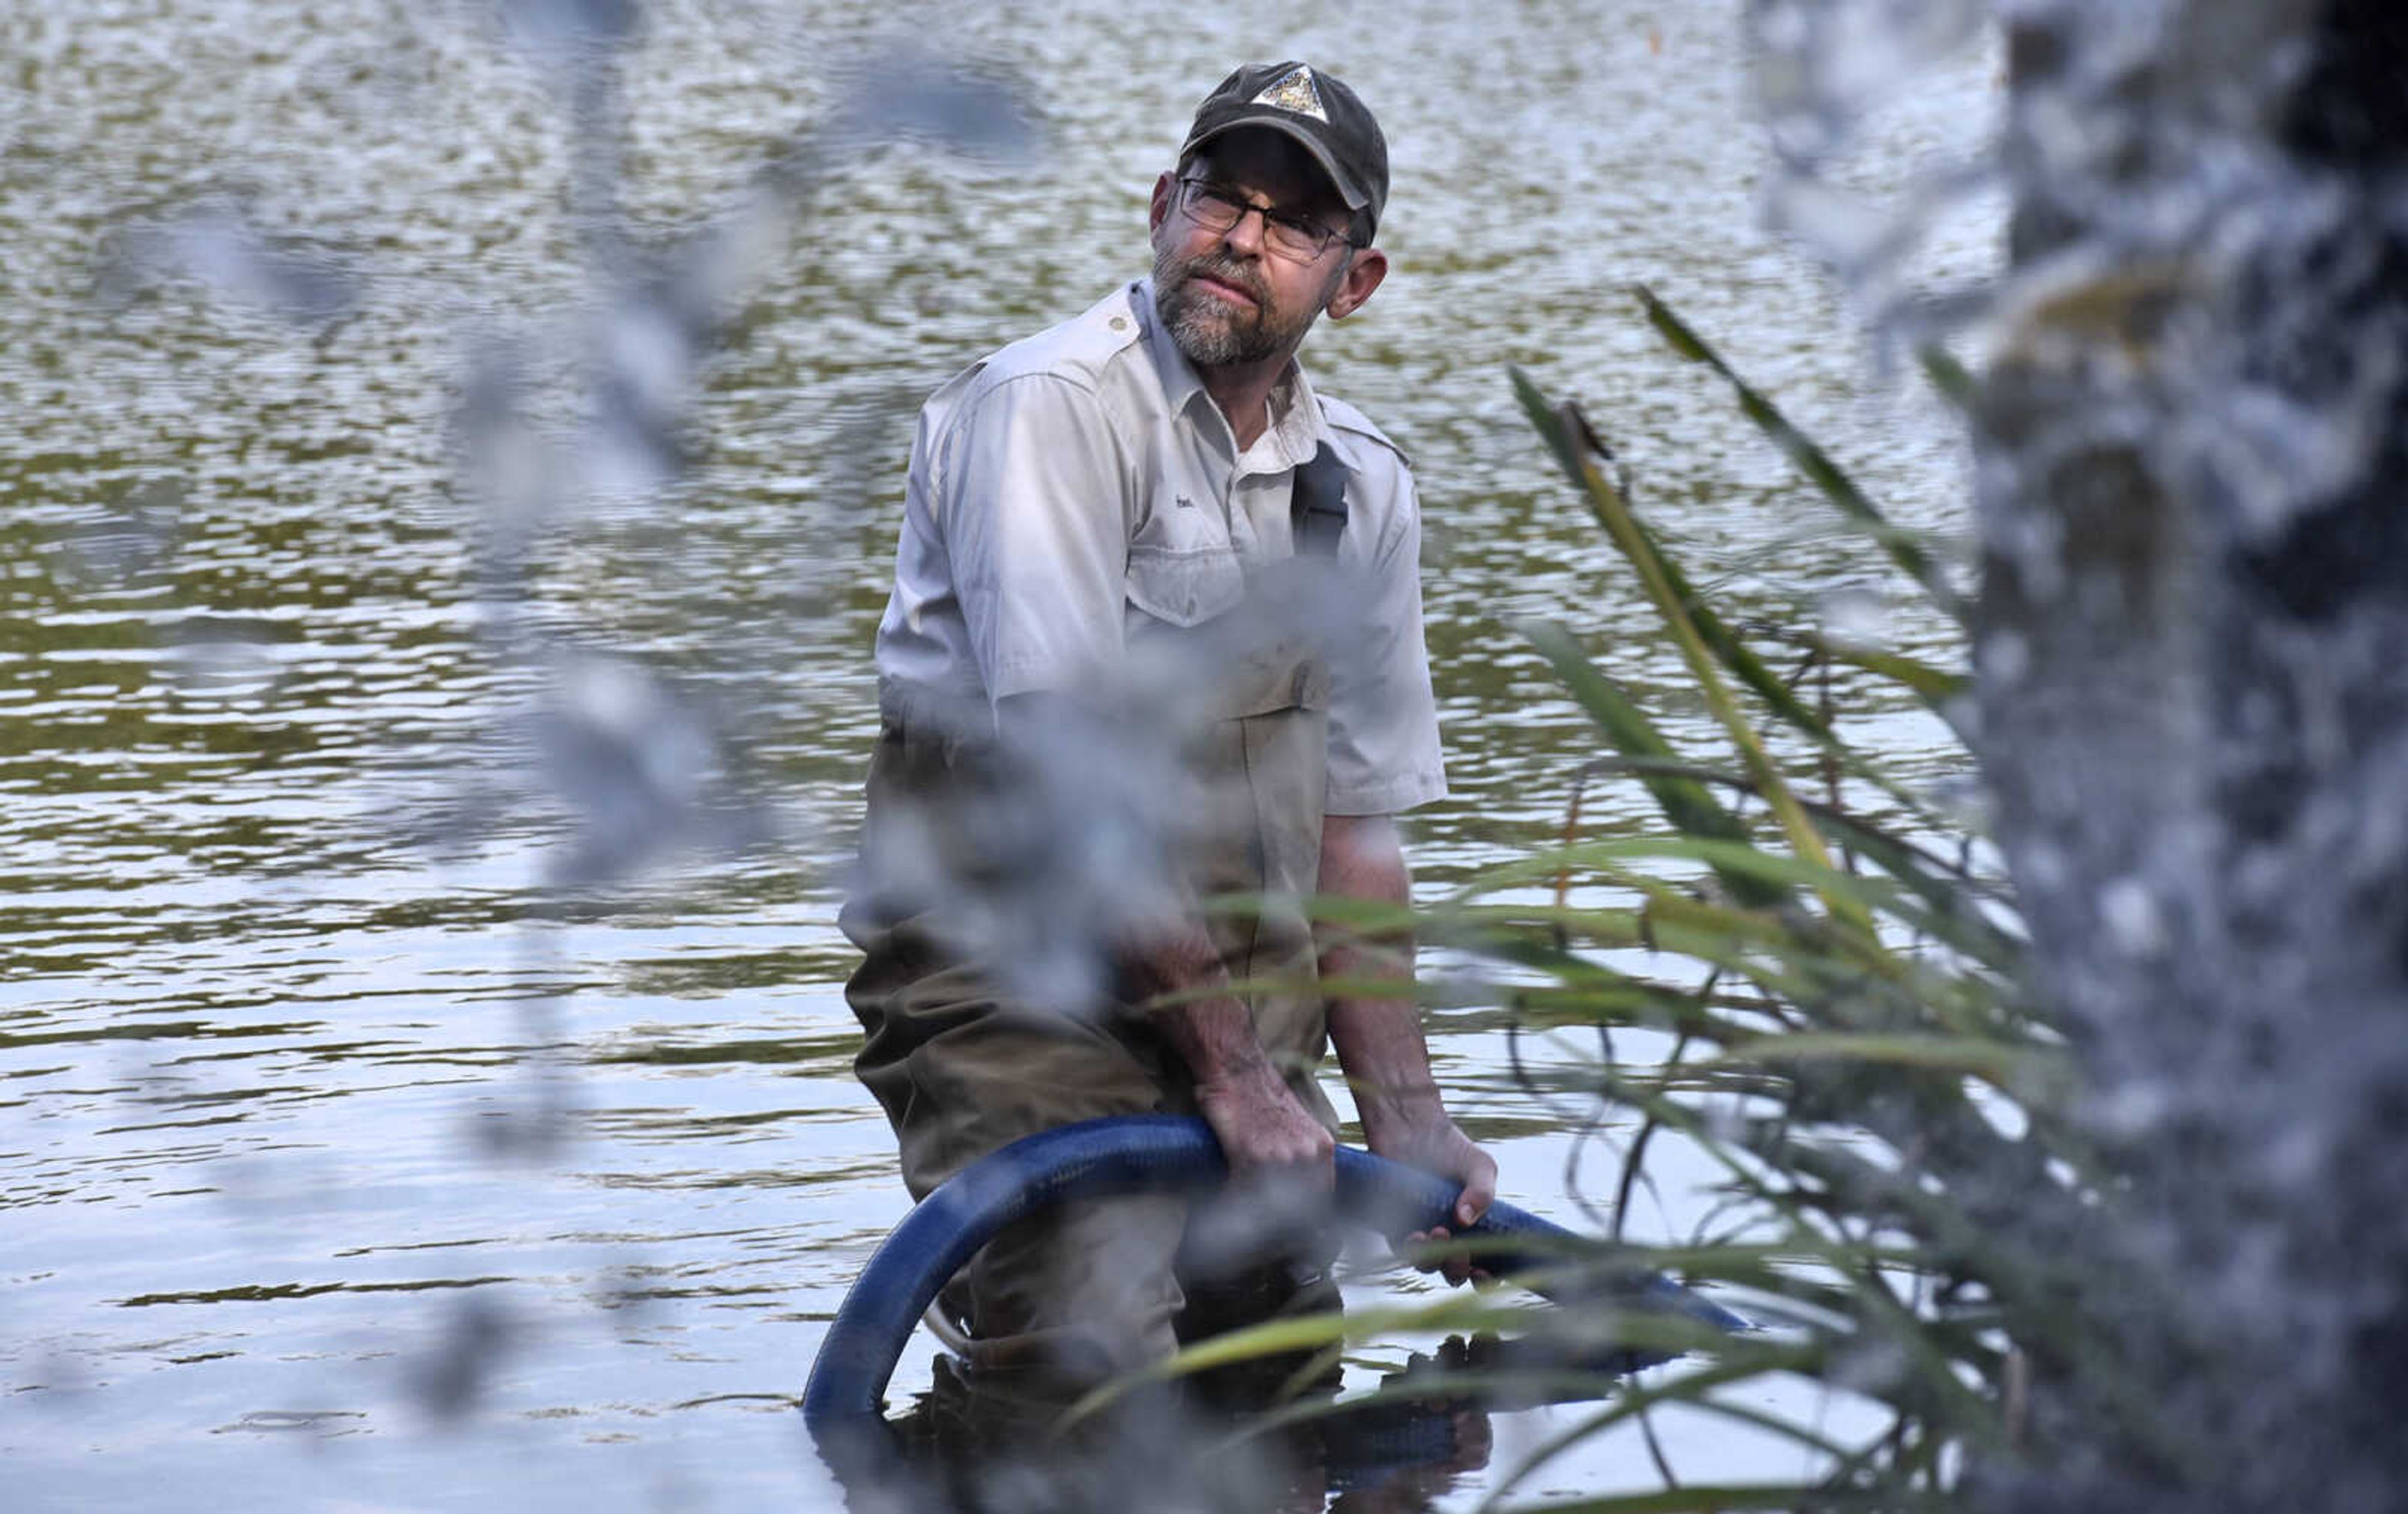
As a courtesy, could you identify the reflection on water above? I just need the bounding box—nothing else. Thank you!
[859,1343,1509,1514]
[0,0,1988,1506]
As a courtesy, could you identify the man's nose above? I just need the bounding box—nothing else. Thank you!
[1218,203,1270,257]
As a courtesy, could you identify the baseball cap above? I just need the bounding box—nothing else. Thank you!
[1178,62,1389,240]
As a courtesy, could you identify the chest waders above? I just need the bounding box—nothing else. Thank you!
[838,445,1354,1382]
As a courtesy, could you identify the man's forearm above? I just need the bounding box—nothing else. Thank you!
[1319,812,1496,1251]
[1328,997,1449,1135]
[1129,923,1278,1084]
[1317,813,1442,1124]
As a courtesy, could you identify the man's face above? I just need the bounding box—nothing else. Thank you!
[1150,128,1359,370]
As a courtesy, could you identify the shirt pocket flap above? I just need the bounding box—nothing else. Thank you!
[1125,543,1247,628]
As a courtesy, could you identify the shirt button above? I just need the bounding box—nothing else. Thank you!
[1109,316,1128,331]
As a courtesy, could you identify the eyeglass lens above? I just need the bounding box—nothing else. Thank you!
[1183,181,1342,260]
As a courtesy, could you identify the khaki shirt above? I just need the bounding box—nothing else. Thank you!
[872,278,1446,816]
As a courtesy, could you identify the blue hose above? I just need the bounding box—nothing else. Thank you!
[802,1114,1749,1431]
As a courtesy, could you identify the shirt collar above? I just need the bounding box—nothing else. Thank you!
[1133,277,1329,472]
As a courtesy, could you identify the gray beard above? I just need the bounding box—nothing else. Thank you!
[1151,251,1321,368]
[1162,292,1269,366]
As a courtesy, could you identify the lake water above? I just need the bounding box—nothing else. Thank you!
[0,1,1993,1508]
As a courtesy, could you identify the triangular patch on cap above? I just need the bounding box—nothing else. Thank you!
[1250,65,1329,123]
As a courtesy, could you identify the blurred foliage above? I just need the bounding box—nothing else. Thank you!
[1135,292,2130,1508]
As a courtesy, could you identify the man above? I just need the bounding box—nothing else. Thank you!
[842,61,1496,1388]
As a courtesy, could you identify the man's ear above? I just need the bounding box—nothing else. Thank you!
[1325,246,1389,320]
[1148,171,1177,236]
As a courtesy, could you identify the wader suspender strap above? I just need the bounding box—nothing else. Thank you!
[1291,442,1349,559]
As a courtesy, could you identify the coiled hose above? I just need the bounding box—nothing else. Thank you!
[802,1113,1748,1431]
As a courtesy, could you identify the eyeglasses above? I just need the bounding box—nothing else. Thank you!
[1175,177,1360,264]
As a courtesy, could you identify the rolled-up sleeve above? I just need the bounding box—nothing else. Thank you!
[1324,477,1448,815]
[935,375,1131,701]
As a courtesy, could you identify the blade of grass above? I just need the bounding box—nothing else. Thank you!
[1918,344,1977,411]
[1513,378,1843,748]
[1566,756,2024,970]
[1516,620,1755,852]
[1707,1030,2061,1093]
[1511,369,1876,944]
[1637,284,1965,624]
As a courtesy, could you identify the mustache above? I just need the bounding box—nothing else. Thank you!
[1170,254,1269,306]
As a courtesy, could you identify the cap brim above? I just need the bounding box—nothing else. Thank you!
[1181,113,1370,214]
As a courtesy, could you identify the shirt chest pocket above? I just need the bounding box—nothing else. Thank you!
[1125,541,1248,630]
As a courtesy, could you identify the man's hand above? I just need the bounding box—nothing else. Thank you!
[1194,1056,1336,1188]
[1362,1106,1497,1286]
